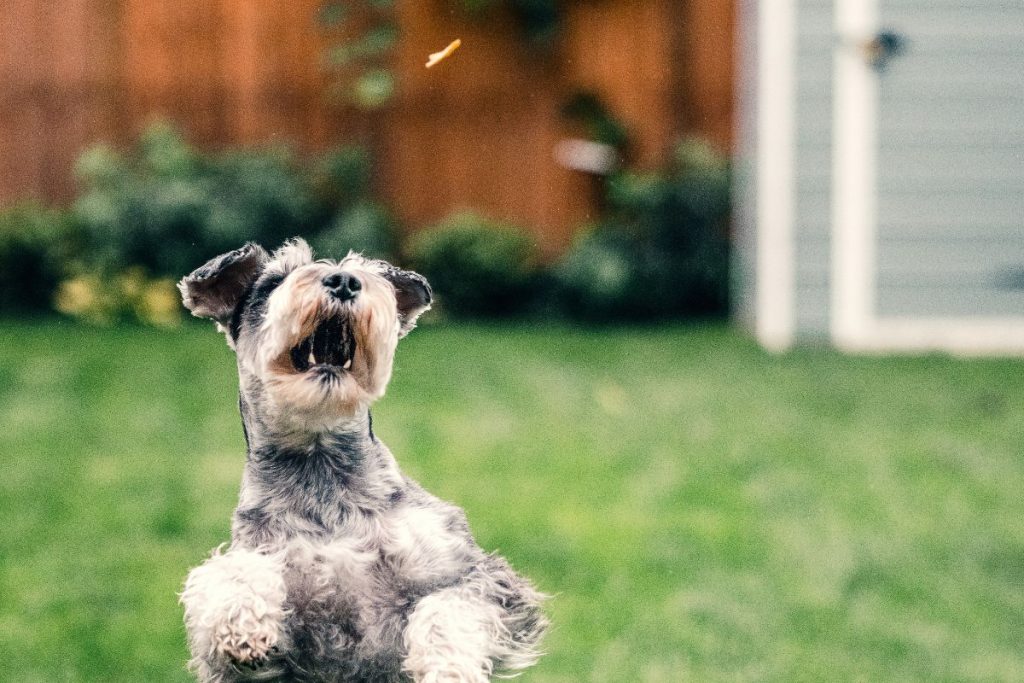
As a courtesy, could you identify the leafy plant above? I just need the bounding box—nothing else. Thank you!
[456,0,563,46]
[319,0,569,112]
[557,137,731,321]
[308,146,397,260]
[405,212,541,317]
[58,122,396,326]
[561,92,629,149]
[0,204,79,315]
[72,122,395,282]
[311,200,397,261]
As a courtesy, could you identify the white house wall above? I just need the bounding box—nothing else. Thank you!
[739,0,1024,353]
[874,0,1024,320]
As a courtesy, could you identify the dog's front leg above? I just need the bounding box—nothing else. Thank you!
[402,585,503,683]
[181,547,288,678]
[402,588,490,683]
[402,556,547,683]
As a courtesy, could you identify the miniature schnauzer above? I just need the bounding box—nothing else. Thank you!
[178,239,547,682]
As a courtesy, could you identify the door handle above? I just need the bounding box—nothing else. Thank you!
[860,30,907,71]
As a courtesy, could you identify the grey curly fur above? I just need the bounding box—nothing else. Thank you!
[178,240,547,682]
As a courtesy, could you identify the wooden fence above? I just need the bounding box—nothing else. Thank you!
[0,0,733,253]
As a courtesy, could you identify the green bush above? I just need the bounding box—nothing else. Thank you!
[0,204,79,314]
[72,122,395,282]
[310,200,397,261]
[405,212,541,317]
[556,137,730,321]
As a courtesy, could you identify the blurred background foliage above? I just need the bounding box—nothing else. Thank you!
[0,122,729,327]
[320,0,400,109]
[0,203,79,315]
[0,0,731,328]
[0,122,399,326]
[455,0,564,47]
[557,138,730,321]
[406,212,544,318]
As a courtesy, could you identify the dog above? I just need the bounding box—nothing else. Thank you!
[177,239,547,682]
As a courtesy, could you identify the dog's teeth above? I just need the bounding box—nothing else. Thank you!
[308,351,316,366]
[343,359,352,370]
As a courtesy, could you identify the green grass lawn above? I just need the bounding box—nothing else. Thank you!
[2,319,1023,682]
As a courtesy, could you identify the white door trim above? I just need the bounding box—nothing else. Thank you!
[755,0,798,352]
[830,0,1024,354]
[831,0,878,351]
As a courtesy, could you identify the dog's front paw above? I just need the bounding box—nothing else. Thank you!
[182,548,288,669]
[212,599,281,664]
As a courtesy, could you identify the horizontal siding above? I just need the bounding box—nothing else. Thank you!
[876,0,1024,319]
[877,240,1024,282]
[878,289,1024,318]
[879,147,1022,182]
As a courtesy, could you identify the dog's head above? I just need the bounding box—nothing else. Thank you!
[179,239,431,429]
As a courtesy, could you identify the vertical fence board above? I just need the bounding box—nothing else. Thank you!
[1,0,46,201]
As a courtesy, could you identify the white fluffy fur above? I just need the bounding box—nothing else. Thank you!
[384,506,475,585]
[403,589,503,683]
[263,239,314,276]
[181,548,288,668]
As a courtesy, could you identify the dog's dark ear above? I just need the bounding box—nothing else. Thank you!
[380,266,432,337]
[178,243,268,325]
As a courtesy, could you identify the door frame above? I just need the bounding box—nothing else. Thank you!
[830,0,1024,353]
[754,0,798,351]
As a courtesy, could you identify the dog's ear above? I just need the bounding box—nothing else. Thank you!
[178,243,268,325]
[379,266,432,337]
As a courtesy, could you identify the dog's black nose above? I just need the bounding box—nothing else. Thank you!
[322,272,362,301]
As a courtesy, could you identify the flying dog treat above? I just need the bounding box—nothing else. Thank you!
[426,39,461,68]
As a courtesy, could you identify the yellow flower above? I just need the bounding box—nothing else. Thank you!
[54,275,100,316]
[138,278,182,328]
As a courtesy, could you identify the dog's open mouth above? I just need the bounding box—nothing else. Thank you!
[289,316,355,373]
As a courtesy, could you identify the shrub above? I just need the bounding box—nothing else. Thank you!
[556,137,730,321]
[72,122,395,281]
[207,147,318,252]
[45,122,400,326]
[310,200,397,261]
[405,212,541,317]
[0,204,79,314]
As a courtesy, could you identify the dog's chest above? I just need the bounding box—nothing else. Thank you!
[283,501,474,591]
[276,500,477,672]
